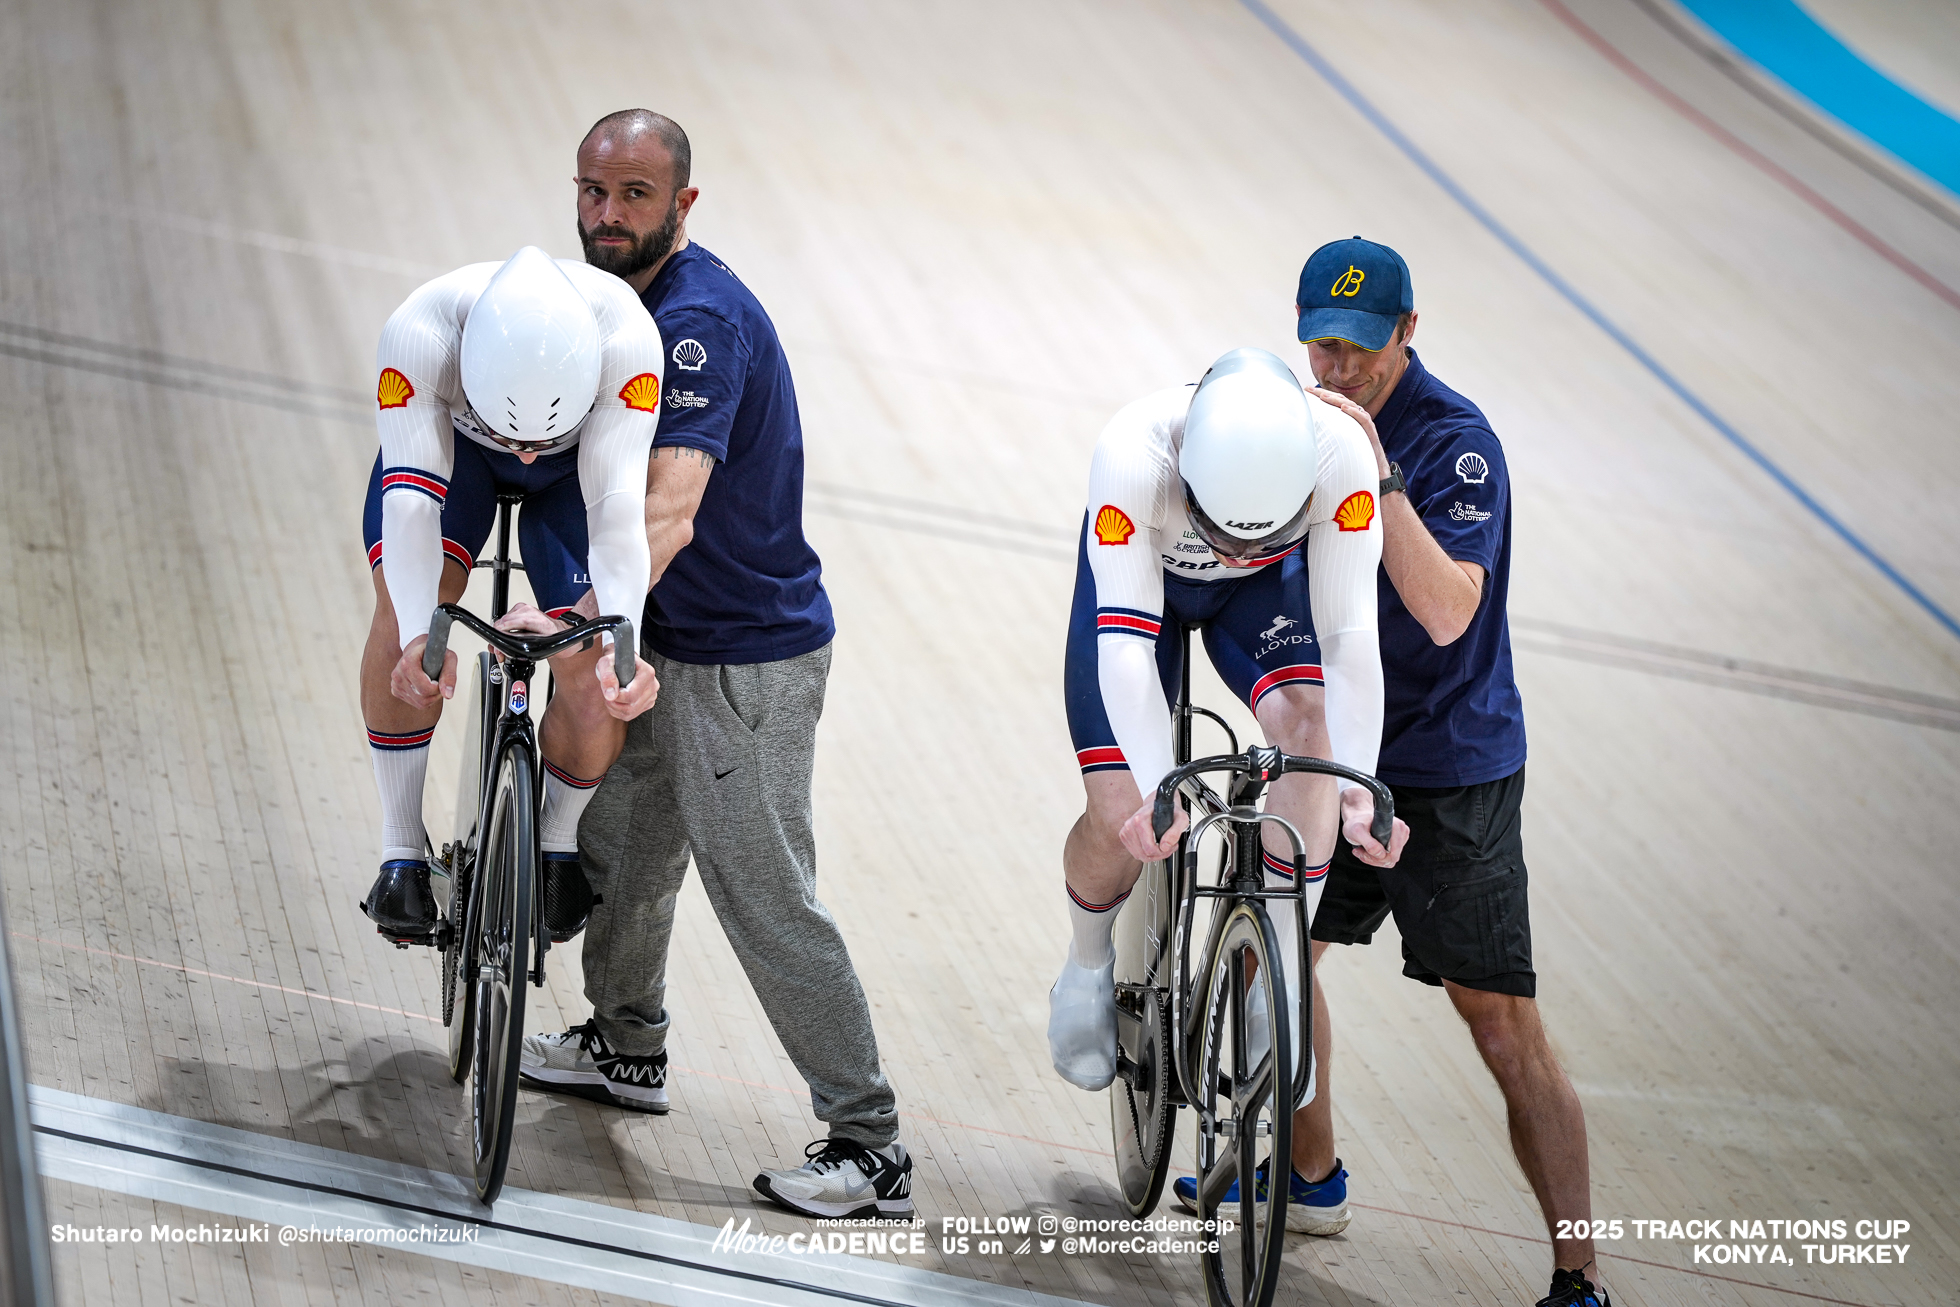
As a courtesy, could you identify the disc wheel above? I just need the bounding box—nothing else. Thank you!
[1110,985,1176,1215]
[470,746,534,1205]
[1195,902,1292,1307]
[442,846,476,1083]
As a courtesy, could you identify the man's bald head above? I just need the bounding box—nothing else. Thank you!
[582,109,690,191]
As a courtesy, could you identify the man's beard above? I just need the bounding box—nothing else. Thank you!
[579,199,680,279]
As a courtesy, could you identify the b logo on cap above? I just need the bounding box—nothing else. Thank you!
[1331,266,1365,298]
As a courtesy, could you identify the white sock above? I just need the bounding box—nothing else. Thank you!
[368,728,433,863]
[540,761,603,853]
[1066,884,1129,968]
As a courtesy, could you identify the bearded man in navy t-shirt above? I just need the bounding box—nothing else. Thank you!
[1287,239,1609,1307]
[516,110,913,1223]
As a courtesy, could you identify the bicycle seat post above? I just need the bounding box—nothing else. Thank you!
[490,493,522,620]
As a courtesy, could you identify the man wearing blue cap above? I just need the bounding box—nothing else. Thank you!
[1287,238,1608,1307]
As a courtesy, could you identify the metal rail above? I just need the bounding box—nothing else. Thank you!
[0,893,55,1306]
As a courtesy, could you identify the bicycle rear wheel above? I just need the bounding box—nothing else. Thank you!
[1110,857,1176,1215]
[470,743,534,1205]
[1194,901,1292,1307]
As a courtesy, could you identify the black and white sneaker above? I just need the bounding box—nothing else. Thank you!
[754,1138,914,1219]
[518,1020,668,1113]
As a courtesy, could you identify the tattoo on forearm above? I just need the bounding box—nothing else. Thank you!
[651,447,716,466]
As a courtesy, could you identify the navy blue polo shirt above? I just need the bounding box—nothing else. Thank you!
[1371,350,1526,787]
[638,243,833,665]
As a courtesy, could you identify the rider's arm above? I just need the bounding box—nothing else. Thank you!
[1304,405,1386,787]
[1086,397,1177,798]
[375,276,466,643]
[575,279,666,635]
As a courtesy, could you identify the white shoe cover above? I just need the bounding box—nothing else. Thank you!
[1048,956,1117,1090]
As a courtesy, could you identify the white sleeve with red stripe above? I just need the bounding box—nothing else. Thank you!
[1086,390,1181,798]
[570,265,665,640]
[1302,402,1386,786]
[375,270,474,644]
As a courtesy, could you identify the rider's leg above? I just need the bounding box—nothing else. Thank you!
[361,560,471,860]
[1061,772,1147,964]
[512,468,617,859]
[536,637,625,852]
[1049,771,1147,1089]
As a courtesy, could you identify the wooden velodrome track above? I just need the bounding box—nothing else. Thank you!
[3,0,1957,1303]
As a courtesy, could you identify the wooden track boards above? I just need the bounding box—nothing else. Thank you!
[2,0,1956,1303]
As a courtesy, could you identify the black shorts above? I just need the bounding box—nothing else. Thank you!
[1311,764,1535,997]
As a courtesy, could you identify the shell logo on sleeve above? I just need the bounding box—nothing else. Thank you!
[672,339,707,371]
[376,368,415,409]
[618,373,661,412]
[1333,490,1376,532]
[1094,505,1136,546]
[1455,452,1489,484]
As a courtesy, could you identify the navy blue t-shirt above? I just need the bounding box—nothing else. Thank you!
[1371,350,1526,787]
[638,243,833,665]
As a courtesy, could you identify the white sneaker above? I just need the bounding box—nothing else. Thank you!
[1048,956,1117,1090]
[519,1020,669,1113]
[754,1139,914,1219]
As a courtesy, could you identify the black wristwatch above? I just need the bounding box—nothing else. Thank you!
[1379,462,1406,497]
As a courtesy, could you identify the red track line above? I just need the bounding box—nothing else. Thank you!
[12,932,1113,1157]
[14,933,440,1024]
[1538,0,1960,315]
[17,930,1875,1300]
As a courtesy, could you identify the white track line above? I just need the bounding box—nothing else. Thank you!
[31,1087,1094,1307]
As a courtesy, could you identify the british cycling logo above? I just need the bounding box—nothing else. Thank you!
[1455,452,1489,484]
[673,339,708,371]
[1449,502,1491,523]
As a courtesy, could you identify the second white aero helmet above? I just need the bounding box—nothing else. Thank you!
[1180,347,1320,565]
[460,246,602,452]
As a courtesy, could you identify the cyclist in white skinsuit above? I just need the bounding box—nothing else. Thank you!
[359,246,663,943]
[1051,348,1407,1114]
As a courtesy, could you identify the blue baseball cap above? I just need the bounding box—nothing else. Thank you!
[1296,237,1413,351]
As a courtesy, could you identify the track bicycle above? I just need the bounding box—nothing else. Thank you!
[1106,623,1393,1307]
[411,494,636,1205]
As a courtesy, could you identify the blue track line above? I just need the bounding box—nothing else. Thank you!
[1236,0,1960,643]
[1676,0,1960,197]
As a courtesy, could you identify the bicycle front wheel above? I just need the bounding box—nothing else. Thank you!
[1194,901,1292,1307]
[470,743,534,1205]
[443,653,496,1084]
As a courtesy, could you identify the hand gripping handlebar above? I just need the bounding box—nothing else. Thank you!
[421,604,637,689]
[1151,745,1395,849]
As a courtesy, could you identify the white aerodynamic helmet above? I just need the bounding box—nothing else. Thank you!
[459,246,602,451]
[1180,347,1320,565]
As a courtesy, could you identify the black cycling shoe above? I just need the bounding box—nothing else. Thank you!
[361,859,437,941]
[541,852,596,942]
[1537,1268,1610,1307]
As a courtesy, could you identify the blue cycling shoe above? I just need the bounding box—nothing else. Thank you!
[1172,1157,1351,1235]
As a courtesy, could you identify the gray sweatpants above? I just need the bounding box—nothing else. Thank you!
[576,641,899,1148]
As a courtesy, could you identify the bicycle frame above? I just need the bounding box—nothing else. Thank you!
[1144,626,1397,1114]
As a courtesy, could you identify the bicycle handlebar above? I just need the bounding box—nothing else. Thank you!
[421,604,636,689]
[1151,745,1394,849]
